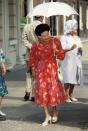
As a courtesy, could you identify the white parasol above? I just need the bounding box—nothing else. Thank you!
[27,2,78,18]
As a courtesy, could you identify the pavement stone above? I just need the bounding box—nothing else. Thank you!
[82,40,88,62]
[0,83,87,131]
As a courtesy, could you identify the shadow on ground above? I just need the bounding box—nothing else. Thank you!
[6,68,26,81]
[3,96,88,129]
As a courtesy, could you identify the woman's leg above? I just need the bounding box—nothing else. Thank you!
[64,83,72,102]
[43,106,50,120]
[42,106,51,126]
[0,96,6,122]
[64,83,70,99]
[0,96,2,110]
[69,84,78,101]
[0,96,6,116]
[51,106,59,123]
[51,106,58,116]
[69,84,74,98]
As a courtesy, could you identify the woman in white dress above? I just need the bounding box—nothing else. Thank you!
[60,19,83,102]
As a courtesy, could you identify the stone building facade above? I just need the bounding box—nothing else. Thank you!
[0,0,23,69]
[0,0,88,69]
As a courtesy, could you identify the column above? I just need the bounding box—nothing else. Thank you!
[16,0,25,65]
[2,0,9,56]
[63,16,66,33]
[56,17,59,36]
[82,4,87,33]
[27,0,33,22]
[80,5,83,30]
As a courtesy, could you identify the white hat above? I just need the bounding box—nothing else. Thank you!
[64,19,78,35]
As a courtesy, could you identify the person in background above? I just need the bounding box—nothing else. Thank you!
[22,16,43,101]
[60,19,83,103]
[0,48,8,121]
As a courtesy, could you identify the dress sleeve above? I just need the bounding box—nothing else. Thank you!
[53,37,65,60]
[29,43,38,72]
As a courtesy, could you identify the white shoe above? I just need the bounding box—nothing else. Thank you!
[52,116,58,123]
[42,116,52,126]
[0,111,6,116]
[66,99,72,103]
[70,97,78,102]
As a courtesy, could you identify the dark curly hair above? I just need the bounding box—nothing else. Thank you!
[35,24,50,36]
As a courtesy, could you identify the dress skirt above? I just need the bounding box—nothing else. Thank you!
[0,74,8,97]
[34,60,66,107]
[29,37,66,107]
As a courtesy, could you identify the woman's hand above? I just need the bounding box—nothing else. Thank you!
[71,44,77,50]
[32,70,36,79]
[64,44,77,53]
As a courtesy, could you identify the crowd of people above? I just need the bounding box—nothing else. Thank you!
[0,16,83,126]
[22,16,83,126]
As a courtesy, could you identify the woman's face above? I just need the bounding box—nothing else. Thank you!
[70,29,77,35]
[38,31,50,43]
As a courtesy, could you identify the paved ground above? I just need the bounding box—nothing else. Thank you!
[0,65,88,131]
[82,40,88,61]
[0,84,88,131]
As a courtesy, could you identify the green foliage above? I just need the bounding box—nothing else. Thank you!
[20,17,27,24]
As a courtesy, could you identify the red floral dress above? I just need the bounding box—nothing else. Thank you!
[29,37,66,106]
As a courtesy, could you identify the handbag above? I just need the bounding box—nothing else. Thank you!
[57,62,63,81]
[52,37,63,82]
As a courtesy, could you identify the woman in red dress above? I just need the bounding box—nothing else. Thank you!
[29,24,66,126]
